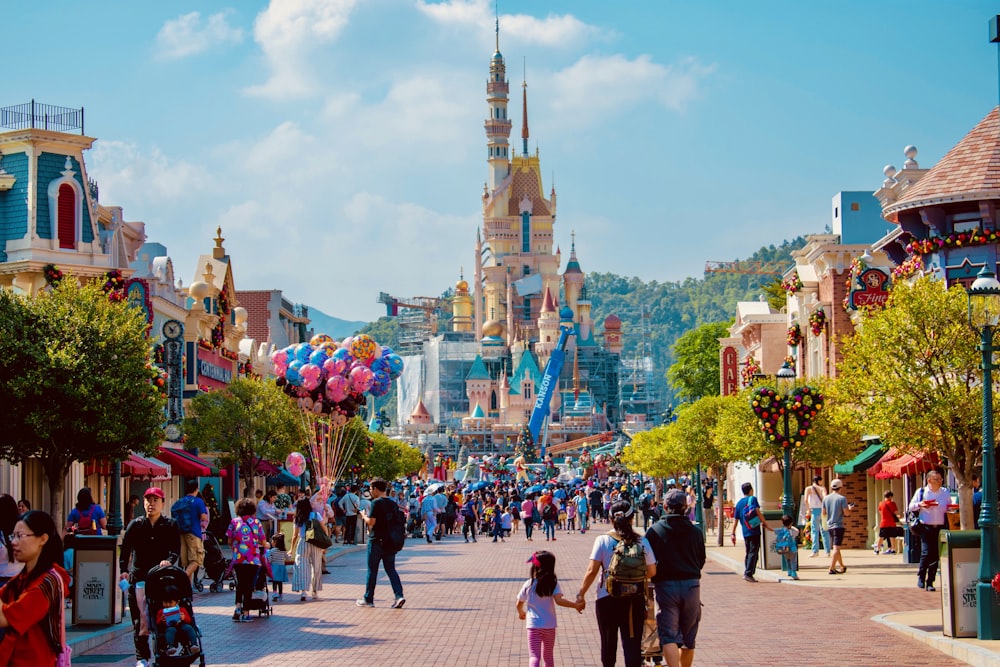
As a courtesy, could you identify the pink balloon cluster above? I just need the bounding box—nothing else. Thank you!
[270,333,403,418]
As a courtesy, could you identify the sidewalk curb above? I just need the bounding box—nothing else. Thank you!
[872,612,1000,667]
[67,621,132,652]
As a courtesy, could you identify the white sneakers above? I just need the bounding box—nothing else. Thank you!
[390,597,406,609]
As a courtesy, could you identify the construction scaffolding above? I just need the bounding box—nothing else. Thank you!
[377,292,444,355]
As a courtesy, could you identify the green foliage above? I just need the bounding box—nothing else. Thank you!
[585,237,804,403]
[668,321,732,401]
[353,429,424,481]
[0,279,165,524]
[762,278,786,311]
[185,378,306,493]
[835,276,982,485]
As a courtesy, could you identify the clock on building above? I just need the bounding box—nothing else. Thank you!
[164,423,181,441]
[162,319,183,339]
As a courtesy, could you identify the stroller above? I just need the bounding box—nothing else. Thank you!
[195,531,235,593]
[145,564,206,667]
[234,562,273,619]
[641,582,663,666]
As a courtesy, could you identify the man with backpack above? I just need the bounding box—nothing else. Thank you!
[639,489,654,530]
[356,477,406,609]
[173,480,209,583]
[731,482,769,583]
[645,489,705,667]
[339,484,362,545]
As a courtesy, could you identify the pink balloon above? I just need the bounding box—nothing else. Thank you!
[323,357,346,378]
[341,336,354,350]
[300,363,322,391]
[349,366,374,393]
[271,349,289,375]
[286,452,306,477]
[325,375,349,402]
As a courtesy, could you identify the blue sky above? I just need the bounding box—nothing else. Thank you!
[4,1,997,320]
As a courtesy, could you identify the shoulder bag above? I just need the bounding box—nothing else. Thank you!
[306,517,333,549]
[906,488,924,530]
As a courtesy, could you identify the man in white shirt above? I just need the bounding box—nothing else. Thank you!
[908,470,951,592]
[803,476,830,557]
[339,485,362,545]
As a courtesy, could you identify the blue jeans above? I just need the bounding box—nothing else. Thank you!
[164,623,197,648]
[810,508,830,554]
[543,519,556,539]
[363,539,403,603]
[743,533,760,577]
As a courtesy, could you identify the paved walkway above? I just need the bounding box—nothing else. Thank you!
[72,527,988,666]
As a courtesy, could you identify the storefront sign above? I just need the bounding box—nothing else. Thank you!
[721,346,739,396]
[197,348,234,389]
[163,320,184,425]
[849,268,891,310]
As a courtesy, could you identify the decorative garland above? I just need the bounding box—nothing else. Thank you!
[784,355,796,371]
[741,356,762,386]
[219,347,239,361]
[749,384,824,448]
[43,263,64,285]
[892,255,924,281]
[808,308,827,336]
[102,270,126,302]
[781,271,803,295]
[787,323,802,347]
[197,339,214,352]
[905,228,1000,256]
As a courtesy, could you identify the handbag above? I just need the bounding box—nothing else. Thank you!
[305,518,333,549]
[743,497,761,530]
[906,489,924,529]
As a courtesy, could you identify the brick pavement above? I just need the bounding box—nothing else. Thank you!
[77,526,965,667]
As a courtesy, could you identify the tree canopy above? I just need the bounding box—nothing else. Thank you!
[667,321,732,402]
[0,279,165,525]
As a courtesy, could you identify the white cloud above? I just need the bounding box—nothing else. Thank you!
[88,140,214,204]
[416,0,602,47]
[245,0,359,99]
[155,11,244,61]
[550,54,715,123]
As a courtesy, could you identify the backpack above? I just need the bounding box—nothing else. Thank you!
[773,527,794,555]
[76,505,98,535]
[639,493,651,511]
[461,499,477,519]
[604,531,647,597]
[333,498,347,518]
[542,503,557,521]
[171,496,195,534]
[381,501,406,554]
[741,497,761,531]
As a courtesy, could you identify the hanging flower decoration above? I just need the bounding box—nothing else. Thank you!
[992,572,1000,596]
[210,319,225,348]
[787,323,802,347]
[102,270,126,302]
[892,255,924,281]
[43,263,64,285]
[905,228,1000,256]
[781,271,803,295]
[808,308,827,336]
[741,356,762,386]
[749,384,823,448]
[784,355,796,371]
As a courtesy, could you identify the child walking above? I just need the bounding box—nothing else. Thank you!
[267,533,290,601]
[774,515,800,580]
[516,550,584,667]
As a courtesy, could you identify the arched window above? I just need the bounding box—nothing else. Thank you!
[57,183,76,249]
[490,390,497,411]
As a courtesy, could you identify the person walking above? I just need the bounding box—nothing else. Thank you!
[290,498,326,602]
[875,490,903,555]
[731,482,768,583]
[645,489,705,667]
[521,495,536,542]
[176,480,209,584]
[908,469,951,591]
[119,488,180,667]
[339,485,362,546]
[575,501,656,667]
[823,479,854,576]
[803,475,830,558]
[461,495,479,543]
[516,550,584,667]
[225,498,268,622]
[356,478,405,609]
[421,489,439,545]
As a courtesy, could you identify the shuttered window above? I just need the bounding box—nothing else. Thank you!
[58,183,75,249]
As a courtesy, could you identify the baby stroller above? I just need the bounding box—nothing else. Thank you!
[145,564,206,667]
[235,562,273,619]
[641,582,663,666]
[407,511,424,538]
[195,530,235,593]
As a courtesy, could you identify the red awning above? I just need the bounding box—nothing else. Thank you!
[875,450,939,479]
[867,448,899,478]
[85,454,170,479]
[256,459,280,475]
[158,447,211,477]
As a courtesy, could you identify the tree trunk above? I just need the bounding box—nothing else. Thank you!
[44,460,68,534]
[716,464,725,547]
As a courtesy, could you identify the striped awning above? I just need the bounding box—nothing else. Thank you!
[85,454,171,480]
[874,450,939,479]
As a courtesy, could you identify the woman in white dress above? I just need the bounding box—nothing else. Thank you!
[289,498,327,601]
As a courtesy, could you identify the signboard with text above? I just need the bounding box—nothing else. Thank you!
[848,267,891,310]
[721,346,739,396]
[197,348,234,390]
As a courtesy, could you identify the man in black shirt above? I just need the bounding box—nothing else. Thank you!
[645,489,706,667]
[356,477,405,609]
[119,487,181,667]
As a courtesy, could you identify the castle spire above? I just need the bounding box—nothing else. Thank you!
[485,16,512,192]
[521,65,530,156]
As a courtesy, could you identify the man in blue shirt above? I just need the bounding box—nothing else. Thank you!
[731,482,769,582]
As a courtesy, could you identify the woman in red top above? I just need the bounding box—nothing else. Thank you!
[876,490,903,555]
[0,510,69,667]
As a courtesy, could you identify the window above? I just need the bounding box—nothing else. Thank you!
[490,391,497,411]
[523,297,531,320]
[524,384,532,399]
[57,183,76,249]
[850,202,860,212]
[953,212,983,234]
[521,211,530,252]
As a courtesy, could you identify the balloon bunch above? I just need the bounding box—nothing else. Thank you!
[270,333,404,421]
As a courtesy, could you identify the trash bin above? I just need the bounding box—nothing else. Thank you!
[761,509,784,570]
[940,530,980,638]
[72,535,122,625]
[904,523,921,564]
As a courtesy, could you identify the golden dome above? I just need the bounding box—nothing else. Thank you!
[456,279,469,292]
[482,319,504,337]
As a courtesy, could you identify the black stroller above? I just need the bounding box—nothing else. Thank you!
[234,562,273,619]
[194,530,235,593]
[145,564,206,667]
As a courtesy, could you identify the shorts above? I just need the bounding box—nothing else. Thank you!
[335,516,346,527]
[653,579,701,649]
[829,527,845,546]
[180,533,205,569]
[879,526,904,539]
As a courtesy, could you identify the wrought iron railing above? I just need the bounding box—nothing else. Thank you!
[0,100,85,134]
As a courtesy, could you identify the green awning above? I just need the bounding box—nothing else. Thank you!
[833,443,885,475]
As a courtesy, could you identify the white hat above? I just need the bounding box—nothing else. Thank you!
[830,479,843,490]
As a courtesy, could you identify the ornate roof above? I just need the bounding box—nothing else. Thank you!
[466,354,491,381]
[886,106,1000,215]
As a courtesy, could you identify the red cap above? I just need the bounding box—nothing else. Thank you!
[144,487,165,500]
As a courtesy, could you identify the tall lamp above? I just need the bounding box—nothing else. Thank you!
[776,362,798,520]
[967,265,1000,639]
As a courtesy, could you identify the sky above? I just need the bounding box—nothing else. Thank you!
[4,1,998,321]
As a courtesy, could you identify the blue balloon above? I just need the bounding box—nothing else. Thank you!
[370,357,388,374]
[381,346,394,357]
[332,347,351,362]
[386,354,404,375]
[286,360,304,386]
[309,348,329,366]
[294,343,313,363]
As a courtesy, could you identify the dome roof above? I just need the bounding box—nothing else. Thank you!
[559,306,574,321]
[604,313,622,329]
[483,319,504,337]
[456,279,469,292]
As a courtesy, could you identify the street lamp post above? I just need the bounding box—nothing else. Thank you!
[966,265,1000,640]
[776,363,797,520]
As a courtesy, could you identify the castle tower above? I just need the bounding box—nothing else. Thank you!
[452,272,473,332]
[603,314,624,354]
[535,286,560,364]
[563,231,584,319]
[485,18,512,193]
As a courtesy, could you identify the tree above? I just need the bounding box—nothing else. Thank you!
[835,276,983,528]
[667,321,732,402]
[0,279,165,527]
[184,378,306,496]
[351,429,424,481]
